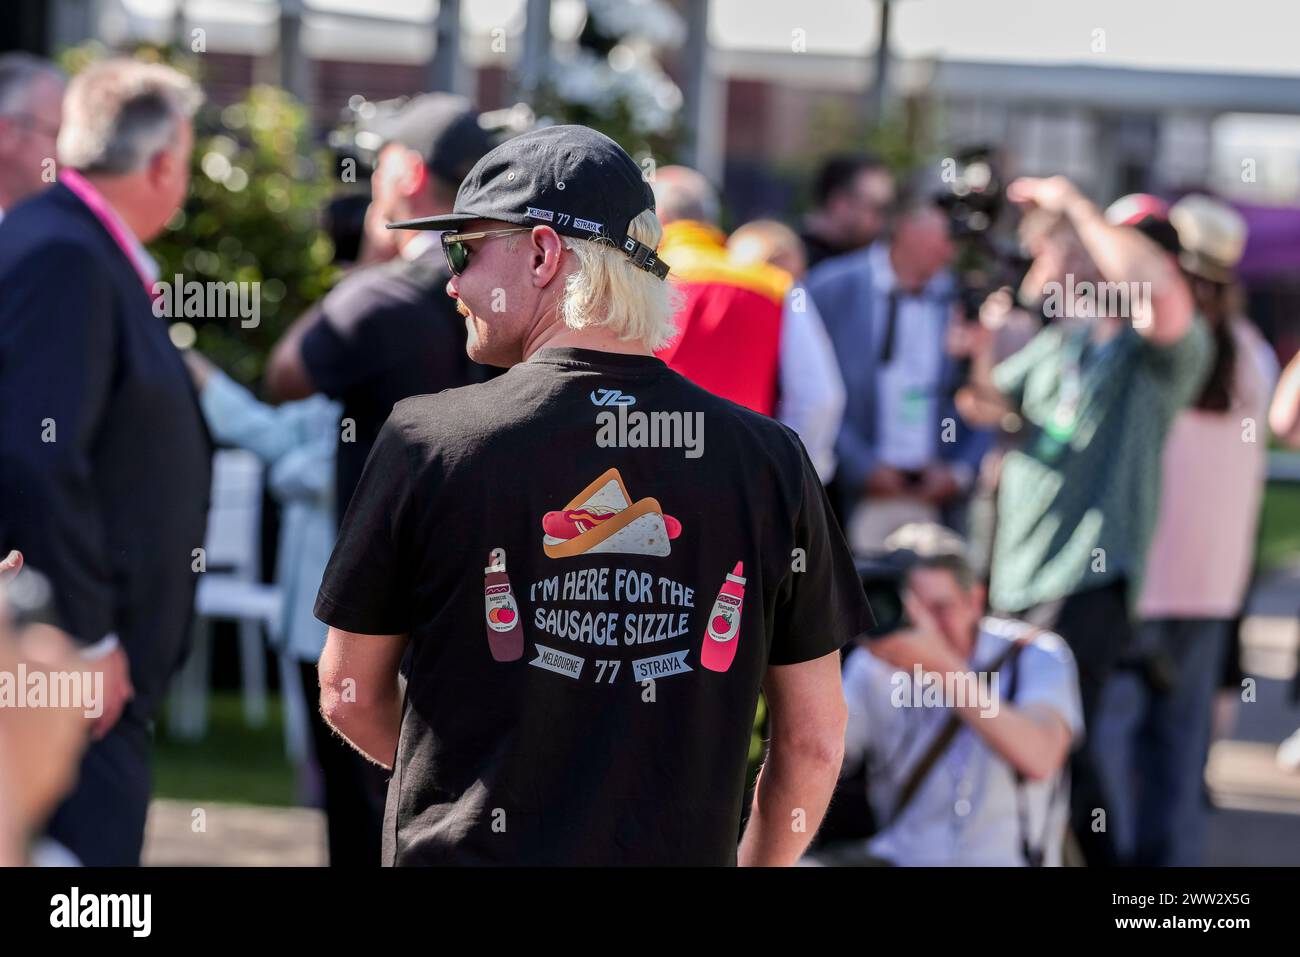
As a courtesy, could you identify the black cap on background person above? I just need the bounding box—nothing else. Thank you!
[1104,193,1182,256]
[368,92,495,190]
[356,93,496,263]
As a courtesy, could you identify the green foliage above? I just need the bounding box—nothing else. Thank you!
[778,97,930,217]
[57,42,339,386]
[156,86,338,385]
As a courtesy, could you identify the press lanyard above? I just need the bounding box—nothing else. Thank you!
[60,169,159,298]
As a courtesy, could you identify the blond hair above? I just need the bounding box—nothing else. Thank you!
[727,219,806,277]
[558,208,681,351]
[59,59,202,174]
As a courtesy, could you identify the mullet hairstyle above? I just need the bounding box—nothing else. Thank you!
[559,209,682,351]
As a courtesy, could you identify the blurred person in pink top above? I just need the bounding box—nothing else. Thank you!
[1092,194,1276,867]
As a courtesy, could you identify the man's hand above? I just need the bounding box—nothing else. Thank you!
[358,201,401,266]
[88,644,134,741]
[1,549,132,740]
[0,550,22,582]
[1006,175,1082,216]
[917,463,960,506]
[864,465,908,498]
[869,591,963,677]
[181,349,216,391]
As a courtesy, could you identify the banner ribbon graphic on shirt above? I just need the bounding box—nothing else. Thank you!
[530,644,585,679]
[631,649,692,681]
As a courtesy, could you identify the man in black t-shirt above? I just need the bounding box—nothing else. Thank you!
[314,125,874,866]
[266,93,495,522]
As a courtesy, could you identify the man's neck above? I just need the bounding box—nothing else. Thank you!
[803,212,840,245]
[888,244,929,293]
[82,173,149,240]
[520,315,653,362]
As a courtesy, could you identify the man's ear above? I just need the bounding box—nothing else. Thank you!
[402,152,429,198]
[529,225,565,287]
[147,146,175,188]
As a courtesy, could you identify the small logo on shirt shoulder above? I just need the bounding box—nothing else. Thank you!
[590,388,636,407]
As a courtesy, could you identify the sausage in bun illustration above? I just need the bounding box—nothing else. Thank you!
[541,468,682,559]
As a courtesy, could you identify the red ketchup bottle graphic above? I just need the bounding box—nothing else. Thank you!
[701,562,745,673]
[483,548,524,662]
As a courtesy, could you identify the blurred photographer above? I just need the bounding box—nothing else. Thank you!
[954,176,1211,865]
[814,524,1081,866]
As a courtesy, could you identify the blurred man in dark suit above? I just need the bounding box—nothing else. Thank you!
[0,58,210,865]
[0,53,65,224]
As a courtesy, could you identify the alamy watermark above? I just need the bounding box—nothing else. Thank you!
[0,663,102,718]
[595,403,704,459]
[891,665,1001,718]
[152,274,261,328]
[1041,274,1152,326]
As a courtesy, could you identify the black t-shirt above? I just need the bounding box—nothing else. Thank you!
[300,247,486,523]
[799,230,861,271]
[314,347,873,865]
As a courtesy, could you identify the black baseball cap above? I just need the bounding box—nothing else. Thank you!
[387,124,669,279]
[371,93,494,187]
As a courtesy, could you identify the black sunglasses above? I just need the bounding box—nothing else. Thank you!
[441,228,532,276]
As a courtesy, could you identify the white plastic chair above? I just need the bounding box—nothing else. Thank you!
[167,449,277,739]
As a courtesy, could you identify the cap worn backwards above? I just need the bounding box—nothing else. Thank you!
[387,124,670,279]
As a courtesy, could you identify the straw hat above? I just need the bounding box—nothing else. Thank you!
[1169,194,1247,284]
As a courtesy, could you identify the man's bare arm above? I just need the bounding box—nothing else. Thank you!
[955,700,1072,781]
[1270,349,1300,447]
[318,627,409,769]
[738,650,846,866]
[1011,177,1194,345]
[264,310,320,402]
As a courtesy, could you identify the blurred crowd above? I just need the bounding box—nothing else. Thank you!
[1,50,1297,868]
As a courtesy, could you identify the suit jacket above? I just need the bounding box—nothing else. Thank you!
[0,183,212,718]
[803,243,991,498]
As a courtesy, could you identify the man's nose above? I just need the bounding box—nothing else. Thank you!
[446,275,459,300]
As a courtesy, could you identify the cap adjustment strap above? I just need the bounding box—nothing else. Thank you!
[621,237,670,280]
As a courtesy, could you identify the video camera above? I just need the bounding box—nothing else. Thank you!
[932,145,1031,321]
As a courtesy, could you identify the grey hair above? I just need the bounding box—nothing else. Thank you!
[0,52,63,116]
[651,165,720,226]
[58,59,202,175]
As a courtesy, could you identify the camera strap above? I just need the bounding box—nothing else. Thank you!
[1004,635,1058,867]
[888,632,1035,826]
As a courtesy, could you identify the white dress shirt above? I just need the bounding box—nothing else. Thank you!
[777,287,847,482]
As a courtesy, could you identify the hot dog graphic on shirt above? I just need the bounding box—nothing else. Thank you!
[541,468,682,559]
